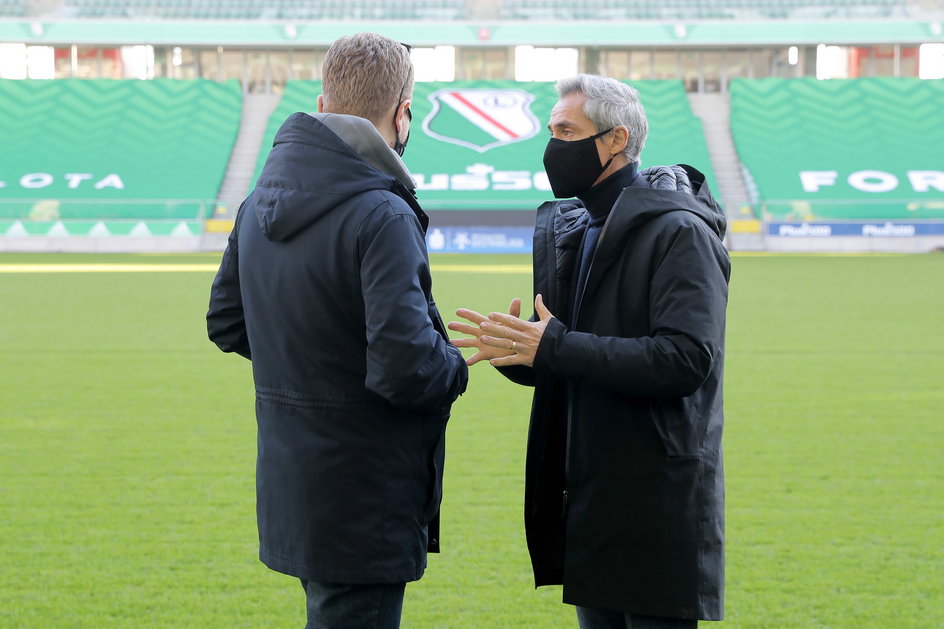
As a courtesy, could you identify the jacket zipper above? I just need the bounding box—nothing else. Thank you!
[562,217,610,521]
[573,217,610,318]
[562,381,573,518]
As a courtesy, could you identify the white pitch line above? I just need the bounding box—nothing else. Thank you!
[432,264,531,274]
[0,263,532,274]
[0,264,220,273]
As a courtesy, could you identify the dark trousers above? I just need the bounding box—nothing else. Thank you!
[577,606,698,629]
[299,579,406,629]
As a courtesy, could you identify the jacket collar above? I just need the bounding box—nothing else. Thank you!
[255,113,427,242]
[312,113,427,231]
[309,112,417,192]
[539,166,724,317]
[577,162,639,224]
[580,166,723,307]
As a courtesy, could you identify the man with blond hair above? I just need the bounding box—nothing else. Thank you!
[208,32,467,628]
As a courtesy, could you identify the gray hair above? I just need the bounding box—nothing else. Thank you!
[556,74,648,163]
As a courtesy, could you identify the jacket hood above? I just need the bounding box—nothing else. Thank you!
[613,164,727,239]
[252,112,417,243]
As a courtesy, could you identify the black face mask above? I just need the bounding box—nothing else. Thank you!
[393,105,412,157]
[543,128,615,198]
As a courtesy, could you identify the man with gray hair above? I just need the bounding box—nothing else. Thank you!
[451,74,729,627]
[208,32,467,628]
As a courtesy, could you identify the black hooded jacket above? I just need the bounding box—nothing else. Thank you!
[207,112,468,583]
[503,165,729,620]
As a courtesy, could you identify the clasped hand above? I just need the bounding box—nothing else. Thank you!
[448,295,555,367]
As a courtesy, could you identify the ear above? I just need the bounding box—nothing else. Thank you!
[608,125,629,156]
[317,94,325,113]
[399,98,412,119]
[396,98,412,134]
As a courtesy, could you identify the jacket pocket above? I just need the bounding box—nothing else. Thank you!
[422,415,449,521]
[647,398,699,457]
[428,301,449,341]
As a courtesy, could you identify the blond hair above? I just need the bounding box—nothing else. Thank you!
[321,33,414,125]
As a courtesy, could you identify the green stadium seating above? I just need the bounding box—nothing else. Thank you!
[633,80,718,195]
[0,79,242,220]
[0,0,27,18]
[61,0,467,20]
[56,0,910,20]
[498,0,908,20]
[730,77,944,220]
[252,81,321,186]
[252,80,716,212]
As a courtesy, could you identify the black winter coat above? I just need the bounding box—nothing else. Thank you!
[504,165,729,619]
[207,113,468,584]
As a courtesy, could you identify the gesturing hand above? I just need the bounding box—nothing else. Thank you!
[448,298,521,366]
[448,295,555,368]
[480,294,554,368]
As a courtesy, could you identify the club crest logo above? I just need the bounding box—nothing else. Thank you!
[422,89,540,153]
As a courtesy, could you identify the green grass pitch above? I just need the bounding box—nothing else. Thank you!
[0,252,941,628]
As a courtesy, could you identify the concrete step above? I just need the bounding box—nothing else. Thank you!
[687,92,753,217]
[215,93,283,218]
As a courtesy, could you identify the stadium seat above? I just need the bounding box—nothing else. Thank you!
[495,0,908,21]
[0,0,26,18]
[729,77,944,220]
[250,80,717,213]
[0,79,242,220]
[80,0,902,22]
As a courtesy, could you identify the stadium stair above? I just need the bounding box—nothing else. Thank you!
[687,92,762,248]
[214,92,283,221]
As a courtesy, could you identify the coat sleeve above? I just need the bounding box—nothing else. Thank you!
[206,217,251,360]
[360,211,468,413]
[497,364,537,387]
[532,221,728,398]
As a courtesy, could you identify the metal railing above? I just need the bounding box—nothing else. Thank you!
[757,198,944,221]
[0,198,217,222]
